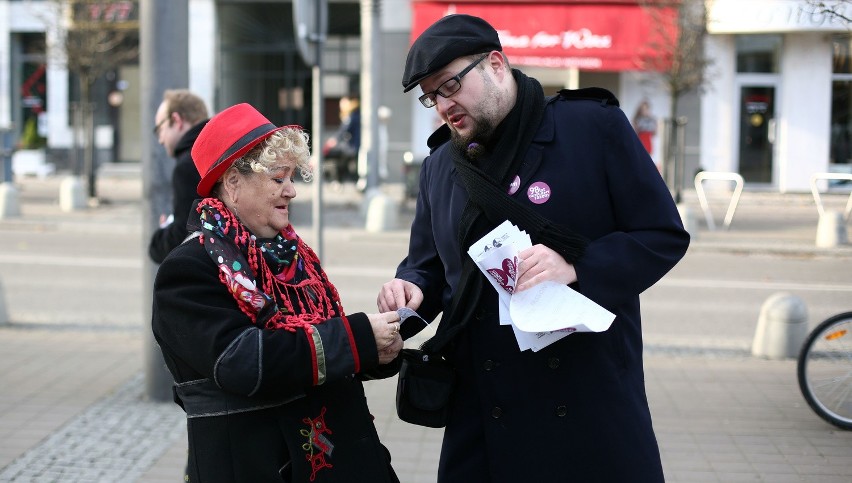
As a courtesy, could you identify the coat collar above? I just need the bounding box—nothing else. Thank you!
[174,119,210,159]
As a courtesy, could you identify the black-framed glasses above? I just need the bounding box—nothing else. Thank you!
[152,117,168,136]
[418,54,489,108]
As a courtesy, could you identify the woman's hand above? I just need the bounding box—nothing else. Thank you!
[377,278,423,312]
[367,311,403,364]
[377,335,403,365]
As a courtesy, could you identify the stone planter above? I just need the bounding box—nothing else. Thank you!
[12,149,54,179]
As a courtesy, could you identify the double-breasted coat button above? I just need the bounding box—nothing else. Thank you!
[555,405,568,417]
[547,357,560,369]
[483,360,495,371]
[492,407,503,418]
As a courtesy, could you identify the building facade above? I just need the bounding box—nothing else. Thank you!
[1,0,693,185]
[703,0,851,192]
[7,0,845,194]
[403,0,692,176]
[1,0,140,172]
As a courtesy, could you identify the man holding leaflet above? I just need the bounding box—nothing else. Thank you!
[377,14,689,482]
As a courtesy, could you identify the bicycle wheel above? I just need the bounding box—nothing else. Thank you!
[797,312,852,430]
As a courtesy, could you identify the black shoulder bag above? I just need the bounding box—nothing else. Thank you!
[395,347,456,428]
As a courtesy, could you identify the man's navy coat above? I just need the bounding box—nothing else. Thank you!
[396,93,690,482]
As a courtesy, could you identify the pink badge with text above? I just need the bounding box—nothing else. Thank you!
[508,175,521,195]
[527,181,551,204]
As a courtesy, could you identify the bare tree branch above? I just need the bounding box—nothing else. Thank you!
[637,0,712,122]
[804,0,852,25]
[38,0,139,199]
[635,0,711,202]
[61,1,139,83]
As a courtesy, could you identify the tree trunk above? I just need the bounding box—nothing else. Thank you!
[665,96,688,204]
[81,75,97,200]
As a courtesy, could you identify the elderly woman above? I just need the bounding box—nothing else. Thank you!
[152,103,403,482]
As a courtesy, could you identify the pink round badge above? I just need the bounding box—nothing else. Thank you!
[527,181,551,204]
[507,175,521,195]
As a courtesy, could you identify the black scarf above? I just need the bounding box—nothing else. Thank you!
[422,70,590,355]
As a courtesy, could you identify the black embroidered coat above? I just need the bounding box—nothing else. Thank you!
[152,238,399,482]
[396,92,690,482]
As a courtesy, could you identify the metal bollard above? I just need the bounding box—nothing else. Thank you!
[751,292,808,359]
[0,183,21,219]
[815,210,848,248]
[59,176,87,212]
[677,204,698,240]
[0,278,8,326]
[0,127,21,218]
[365,190,399,232]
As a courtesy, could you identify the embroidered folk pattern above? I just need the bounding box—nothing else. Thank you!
[300,407,334,481]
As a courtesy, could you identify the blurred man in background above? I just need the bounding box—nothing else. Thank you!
[148,89,209,263]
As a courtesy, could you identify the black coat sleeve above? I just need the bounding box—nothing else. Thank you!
[573,105,690,309]
[395,154,450,324]
[152,243,381,400]
[148,161,201,264]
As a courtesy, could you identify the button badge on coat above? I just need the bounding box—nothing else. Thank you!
[527,181,551,204]
[508,175,521,195]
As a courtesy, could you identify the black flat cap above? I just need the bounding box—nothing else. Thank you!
[402,14,502,93]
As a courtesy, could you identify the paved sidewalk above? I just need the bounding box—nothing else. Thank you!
[0,173,851,482]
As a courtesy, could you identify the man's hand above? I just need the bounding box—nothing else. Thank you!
[516,244,577,292]
[377,278,423,312]
[159,213,174,228]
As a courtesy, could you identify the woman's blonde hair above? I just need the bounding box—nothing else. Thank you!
[232,127,314,183]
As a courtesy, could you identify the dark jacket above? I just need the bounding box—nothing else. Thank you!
[152,237,399,482]
[396,92,690,482]
[148,120,207,264]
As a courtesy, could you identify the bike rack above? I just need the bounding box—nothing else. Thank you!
[694,171,744,231]
[809,172,852,221]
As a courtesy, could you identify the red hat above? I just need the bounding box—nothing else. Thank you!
[192,103,285,197]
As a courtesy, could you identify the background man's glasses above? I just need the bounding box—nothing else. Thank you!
[152,117,168,136]
[419,54,489,108]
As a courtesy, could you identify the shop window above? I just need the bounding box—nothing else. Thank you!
[14,33,47,149]
[831,37,852,167]
[736,35,781,73]
[216,1,358,129]
[833,36,852,74]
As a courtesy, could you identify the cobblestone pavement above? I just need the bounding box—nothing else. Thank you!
[0,374,184,482]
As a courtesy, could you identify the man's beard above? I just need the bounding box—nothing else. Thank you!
[450,114,495,161]
[450,75,502,161]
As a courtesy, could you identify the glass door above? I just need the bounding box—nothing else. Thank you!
[737,85,776,183]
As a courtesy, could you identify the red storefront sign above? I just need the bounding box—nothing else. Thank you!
[411,1,677,71]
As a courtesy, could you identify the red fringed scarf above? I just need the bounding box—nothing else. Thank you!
[196,197,344,332]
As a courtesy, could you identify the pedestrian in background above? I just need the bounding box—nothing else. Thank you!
[152,103,403,482]
[322,93,361,185]
[148,89,209,263]
[377,14,689,482]
[633,99,658,155]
